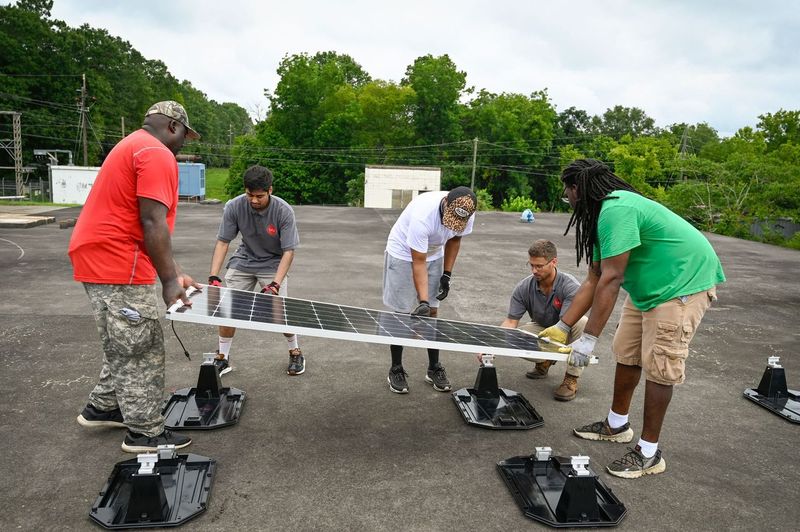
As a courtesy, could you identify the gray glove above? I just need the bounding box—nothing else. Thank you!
[566,334,597,367]
[410,301,431,317]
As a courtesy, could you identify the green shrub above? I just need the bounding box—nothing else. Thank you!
[786,232,800,250]
[500,195,539,212]
[474,188,494,211]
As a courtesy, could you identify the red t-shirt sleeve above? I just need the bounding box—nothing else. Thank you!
[134,145,178,207]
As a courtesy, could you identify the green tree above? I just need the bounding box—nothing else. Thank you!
[0,2,251,171]
[461,89,556,205]
[608,135,676,198]
[402,54,466,149]
[757,109,800,151]
[592,105,657,140]
[268,51,371,147]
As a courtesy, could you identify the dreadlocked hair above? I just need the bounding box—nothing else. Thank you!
[562,158,639,266]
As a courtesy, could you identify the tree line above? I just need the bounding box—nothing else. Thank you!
[0,0,252,169]
[2,1,798,248]
[227,50,799,248]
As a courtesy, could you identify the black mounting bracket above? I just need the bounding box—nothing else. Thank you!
[743,356,800,423]
[163,358,246,430]
[452,364,543,429]
[497,448,627,528]
[89,447,216,529]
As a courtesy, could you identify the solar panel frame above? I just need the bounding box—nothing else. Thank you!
[166,285,580,362]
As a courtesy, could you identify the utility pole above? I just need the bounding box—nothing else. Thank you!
[228,123,233,148]
[0,111,23,195]
[121,116,125,138]
[470,137,478,190]
[678,126,690,182]
[78,73,89,166]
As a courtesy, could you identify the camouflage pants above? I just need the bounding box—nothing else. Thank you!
[84,283,165,437]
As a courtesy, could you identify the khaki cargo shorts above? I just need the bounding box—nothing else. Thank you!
[612,288,716,385]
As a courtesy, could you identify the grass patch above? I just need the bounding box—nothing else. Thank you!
[205,168,229,200]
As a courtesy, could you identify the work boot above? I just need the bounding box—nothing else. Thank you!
[525,360,555,379]
[554,374,579,401]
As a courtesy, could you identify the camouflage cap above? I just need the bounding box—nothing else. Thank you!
[145,100,201,139]
[442,186,477,233]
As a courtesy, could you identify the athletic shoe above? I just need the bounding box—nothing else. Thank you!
[425,363,452,392]
[121,429,192,453]
[214,352,232,376]
[388,365,409,394]
[607,446,666,479]
[287,348,305,375]
[573,419,634,443]
[76,403,125,428]
[525,360,555,379]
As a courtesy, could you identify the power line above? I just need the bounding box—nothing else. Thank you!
[0,73,84,77]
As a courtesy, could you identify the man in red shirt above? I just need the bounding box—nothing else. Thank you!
[69,101,201,453]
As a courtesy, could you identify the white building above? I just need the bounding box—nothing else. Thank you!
[364,165,441,209]
[50,165,100,204]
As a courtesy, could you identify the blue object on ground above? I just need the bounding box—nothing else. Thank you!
[520,209,535,223]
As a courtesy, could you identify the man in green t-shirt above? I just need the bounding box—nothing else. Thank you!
[540,158,725,479]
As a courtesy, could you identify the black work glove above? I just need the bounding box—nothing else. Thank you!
[261,281,280,295]
[410,301,431,317]
[208,275,223,287]
[436,271,452,301]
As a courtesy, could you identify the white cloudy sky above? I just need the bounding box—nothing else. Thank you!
[43,0,800,136]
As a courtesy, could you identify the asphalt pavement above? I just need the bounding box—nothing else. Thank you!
[0,203,798,531]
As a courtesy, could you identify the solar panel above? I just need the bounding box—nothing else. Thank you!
[166,285,576,361]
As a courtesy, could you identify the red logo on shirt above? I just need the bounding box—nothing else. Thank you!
[267,224,277,236]
[553,297,563,310]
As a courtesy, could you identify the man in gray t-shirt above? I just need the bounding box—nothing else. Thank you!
[499,239,588,401]
[207,165,305,377]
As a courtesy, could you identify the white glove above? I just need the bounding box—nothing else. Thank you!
[566,334,597,367]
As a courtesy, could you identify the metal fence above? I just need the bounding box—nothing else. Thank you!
[0,177,51,201]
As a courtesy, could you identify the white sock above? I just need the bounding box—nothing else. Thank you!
[218,336,233,359]
[286,335,299,350]
[607,409,629,429]
[637,438,658,458]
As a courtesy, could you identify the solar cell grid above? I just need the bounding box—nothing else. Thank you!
[166,285,573,361]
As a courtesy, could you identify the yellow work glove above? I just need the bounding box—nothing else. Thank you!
[539,320,570,345]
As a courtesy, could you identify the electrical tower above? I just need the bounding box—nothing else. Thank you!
[0,111,23,196]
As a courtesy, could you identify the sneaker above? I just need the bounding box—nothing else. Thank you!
[607,446,666,479]
[287,348,305,376]
[425,363,452,392]
[573,419,634,443]
[553,374,579,402]
[214,352,232,376]
[525,360,555,379]
[77,403,125,428]
[121,429,192,453]
[388,365,409,394]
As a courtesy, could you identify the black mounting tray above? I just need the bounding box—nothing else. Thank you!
[451,365,543,429]
[743,364,800,423]
[743,388,800,423]
[497,453,626,528]
[163,362,245,430]
[89,452,216,529]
